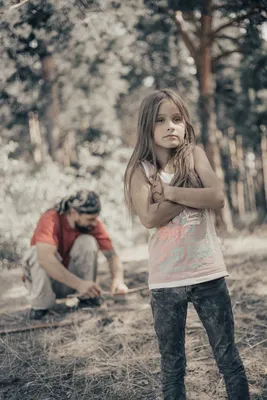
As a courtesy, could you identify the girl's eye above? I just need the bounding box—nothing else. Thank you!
[173,116,182,123]
[156,118,164,123]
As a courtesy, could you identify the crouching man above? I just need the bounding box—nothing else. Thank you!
[22,189,129,319]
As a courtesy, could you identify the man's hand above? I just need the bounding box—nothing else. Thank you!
[77,280,102,298]
[110,279,129,295]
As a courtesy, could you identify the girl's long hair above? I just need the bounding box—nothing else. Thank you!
[124,88,202,218]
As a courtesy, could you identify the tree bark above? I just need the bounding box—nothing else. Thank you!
[236,135,245,217]
[28,112,43,164]
[246,167,256,213]
[41,55,60,162]
[197,0,233,232]
[228,137,238,212]
[62,131,77,167]
[260,133,267,209]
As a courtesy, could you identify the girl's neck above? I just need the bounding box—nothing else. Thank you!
[154,148,174,173]
[161,163,174,174]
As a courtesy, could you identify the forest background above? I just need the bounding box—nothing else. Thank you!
[1,0,267,264]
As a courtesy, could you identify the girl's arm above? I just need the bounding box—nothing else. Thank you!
[163,146,224,210]
[130,166,184,229]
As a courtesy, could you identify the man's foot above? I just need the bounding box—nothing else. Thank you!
[28,308,48,320]
[79,297,102,308]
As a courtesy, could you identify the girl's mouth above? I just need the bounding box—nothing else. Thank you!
[165,135,178,139]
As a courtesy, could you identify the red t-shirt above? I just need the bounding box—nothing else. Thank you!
[31,209,114,267]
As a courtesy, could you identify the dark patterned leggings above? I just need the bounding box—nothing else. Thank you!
[151,278,250,400]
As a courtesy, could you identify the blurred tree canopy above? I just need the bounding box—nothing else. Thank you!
[2,0,266,153]
[1,0,267,237]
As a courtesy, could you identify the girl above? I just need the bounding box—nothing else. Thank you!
[124,89,249,400]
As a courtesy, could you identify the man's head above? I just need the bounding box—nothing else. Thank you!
[70,209,99,233]
[55,190,101,232]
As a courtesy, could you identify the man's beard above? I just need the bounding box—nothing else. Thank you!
[75,223,94,234]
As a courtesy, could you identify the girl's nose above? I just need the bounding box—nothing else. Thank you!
[167,121,175,130]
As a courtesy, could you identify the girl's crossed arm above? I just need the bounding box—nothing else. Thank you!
[130,166,184,229]
[151,146,225,210]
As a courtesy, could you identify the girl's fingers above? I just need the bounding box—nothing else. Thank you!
[152,184,162,194]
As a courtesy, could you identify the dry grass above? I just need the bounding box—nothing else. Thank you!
[1,235,267,400]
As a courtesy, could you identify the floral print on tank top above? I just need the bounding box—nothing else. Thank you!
[141,161,228,289]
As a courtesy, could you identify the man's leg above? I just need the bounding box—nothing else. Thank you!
[151,287,188,400]
[22,246,56,311]
[191,278,250,400]
[52,235,99,299]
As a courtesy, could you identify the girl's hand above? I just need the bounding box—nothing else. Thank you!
[149,178,169,203]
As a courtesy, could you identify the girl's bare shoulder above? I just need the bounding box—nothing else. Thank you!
[130,162,148,185]
[192,145,208,165]
[192,145,206,158]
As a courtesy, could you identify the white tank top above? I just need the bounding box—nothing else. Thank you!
[141,161,228,289]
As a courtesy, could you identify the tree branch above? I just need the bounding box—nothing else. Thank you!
[211,3,227,12]
[169,11,198,63]
[9,0,29,10]
[183,11,202,37]
[215,34,242,43]
[212,48,242,65]
[211,8,263,37]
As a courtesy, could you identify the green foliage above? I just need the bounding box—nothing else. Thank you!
[1,0,267,242]
[215,21,267,147]
[2,0,139,148]
[2,0,202,152]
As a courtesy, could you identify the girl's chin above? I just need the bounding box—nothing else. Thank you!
[166,142,182,149]
[155,141,183,151]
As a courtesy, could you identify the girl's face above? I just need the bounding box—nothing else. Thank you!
[153,100,186,150]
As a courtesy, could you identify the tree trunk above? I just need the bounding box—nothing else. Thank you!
[197,1,233,232]
[41,55,60,162]
[198,8,216,167]
[28,112,43,164]
[246,167,256,213]
[228,136,238,212]
[213,131,234,232]
[255,150,267,218]
[260,132,267,209]
[62,131,77,167]
[236,135,245,217]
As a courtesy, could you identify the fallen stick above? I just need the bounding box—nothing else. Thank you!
[0,318,86,335]
[237,314,267,328]
[9,0,29,10]
[241,338,267,354]
[67,284,149,299]
[0,304,150,335]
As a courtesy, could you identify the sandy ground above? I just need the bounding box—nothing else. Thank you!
[0,235,267,400]
[1,236,267,314]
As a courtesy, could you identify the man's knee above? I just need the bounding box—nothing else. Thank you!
[26,262,56,310]
[70,235,98,256]
[31,292,56,310]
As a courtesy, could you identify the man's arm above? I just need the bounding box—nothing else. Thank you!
[36,242,101,297]
[102,250,128,294]
[103,250,123,281]
[131,166,184,229]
